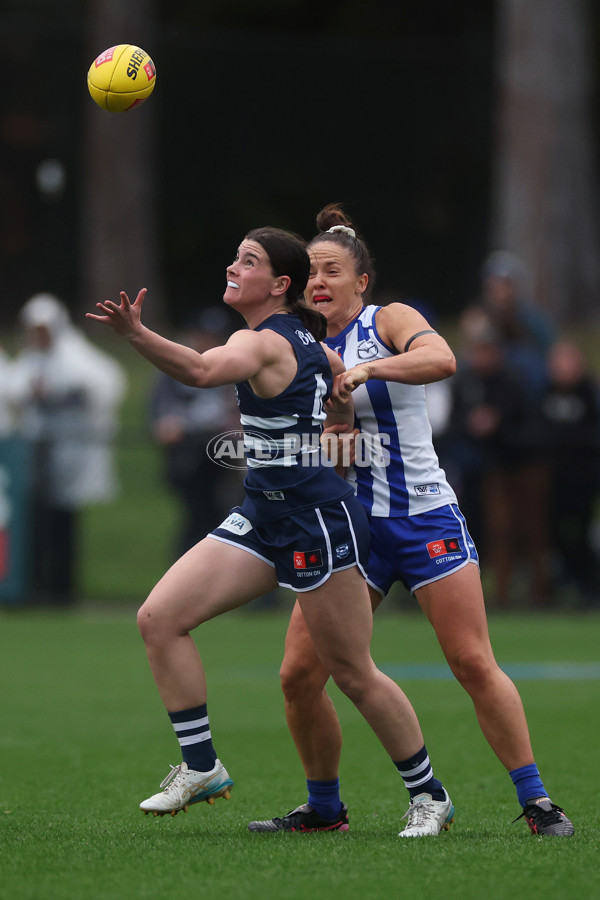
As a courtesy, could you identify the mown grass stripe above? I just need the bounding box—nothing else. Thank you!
[220,662,600,681]
[382,662,600,680]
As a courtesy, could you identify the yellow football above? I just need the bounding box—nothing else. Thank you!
[87,44,156,112]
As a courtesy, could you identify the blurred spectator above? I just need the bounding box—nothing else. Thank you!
[538,340,600,607]
[477,251,556,403]
[425,378,452,440]
[447,310,550,608]
[403,297,454,459]
[0,346,16,437]
[9,293,127,606]
[149,308,241,558]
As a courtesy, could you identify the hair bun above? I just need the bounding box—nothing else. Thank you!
[326,224,356,239]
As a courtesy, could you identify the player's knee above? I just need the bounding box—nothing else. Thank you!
[280,654,326,702]
[447,647,494,692]
[137,600,170,646]
[137,603,153,643]
[329,664,367,705]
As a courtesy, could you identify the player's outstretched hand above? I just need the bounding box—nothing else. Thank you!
[86,288,147,339]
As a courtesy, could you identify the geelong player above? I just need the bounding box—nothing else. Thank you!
[87,225,453,834]
[247,205,573,837]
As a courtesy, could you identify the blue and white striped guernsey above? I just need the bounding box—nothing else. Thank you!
[236,313,353,524]
[324,305,456,518]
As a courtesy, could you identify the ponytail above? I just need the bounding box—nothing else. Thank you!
[288,299,327,341]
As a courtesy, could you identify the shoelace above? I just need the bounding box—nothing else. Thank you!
[513,803,565,825]
[279,805,307,826]
[402,798,437,828]
[159,764,183,790]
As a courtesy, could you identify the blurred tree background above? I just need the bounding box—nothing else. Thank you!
[4,0,600,331]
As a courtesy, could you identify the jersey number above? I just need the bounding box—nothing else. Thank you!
[311,373,327,425]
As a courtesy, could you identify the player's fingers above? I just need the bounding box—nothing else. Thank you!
[336,374,355,395]
[93,302,115,315]
[132,288,148,307]
[332,372,352,396]
[323,422,349,435]
[85,312,107,322]
[344,367,369,392]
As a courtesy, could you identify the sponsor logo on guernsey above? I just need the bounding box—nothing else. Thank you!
[295,329,316,345]
[263,490,285,500]
[415,483,441,496]
[357,339,379,360]
[219,512,253,536]
[293,549,323,569]
[426,538,462,559]
[335,543,350,560]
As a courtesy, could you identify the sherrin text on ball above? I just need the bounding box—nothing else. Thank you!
[87,44,156,112]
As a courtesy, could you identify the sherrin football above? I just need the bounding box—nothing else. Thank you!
[87,44,156,112]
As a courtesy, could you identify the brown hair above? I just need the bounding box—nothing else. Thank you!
[308,203,376,299]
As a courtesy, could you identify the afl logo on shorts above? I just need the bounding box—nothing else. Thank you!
[427,537,462,558]
[293,549,323,569]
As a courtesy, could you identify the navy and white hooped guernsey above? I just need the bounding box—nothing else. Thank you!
[324,305,457,518]
[236,312,353,524]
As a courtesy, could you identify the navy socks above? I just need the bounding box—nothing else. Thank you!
[306,745,448,816]
[394,745,446,801]
[168,704,217,773]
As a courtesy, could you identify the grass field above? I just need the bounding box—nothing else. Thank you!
[2,329,600,897]
[1,606,598,900]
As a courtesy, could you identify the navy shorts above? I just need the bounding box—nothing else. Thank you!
[208,495,370,592]
[367,503,479,596]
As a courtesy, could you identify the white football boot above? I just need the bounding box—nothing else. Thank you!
[140,760,233,817]
[398,789,455,837]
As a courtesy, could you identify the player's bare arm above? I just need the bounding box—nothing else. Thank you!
[86,289,284,389]
[338,303,456,391]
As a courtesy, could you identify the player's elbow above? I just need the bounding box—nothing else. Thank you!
[189,365,214,389]
[438,350,456,379]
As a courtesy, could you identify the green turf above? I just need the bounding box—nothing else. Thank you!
[0,607,597,899]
